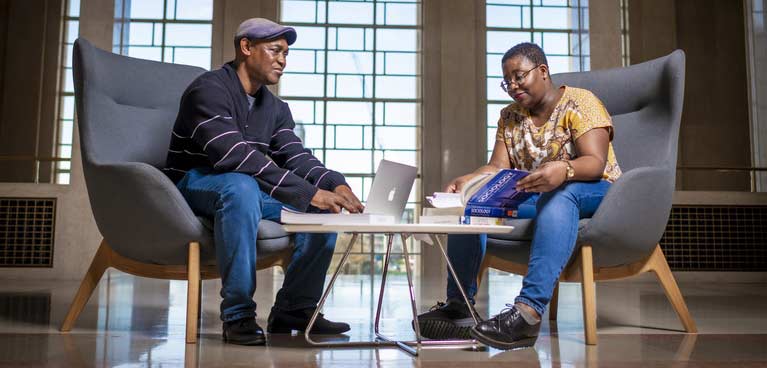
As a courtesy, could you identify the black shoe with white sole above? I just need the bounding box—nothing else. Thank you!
[414,299,477,339]
[470,304,540,350]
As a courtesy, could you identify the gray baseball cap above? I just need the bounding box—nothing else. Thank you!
[235,18,297,45]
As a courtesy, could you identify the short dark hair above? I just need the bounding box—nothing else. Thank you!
[501,42,548,68]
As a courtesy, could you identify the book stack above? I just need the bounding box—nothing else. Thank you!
[425,169,533,225]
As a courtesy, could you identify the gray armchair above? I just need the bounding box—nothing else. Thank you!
[60,38,293,343]
[478,50,696,345]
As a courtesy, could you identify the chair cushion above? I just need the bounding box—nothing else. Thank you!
[197,217,292,261]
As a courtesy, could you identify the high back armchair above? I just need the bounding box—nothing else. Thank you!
[480,50,696,345]
[60,38,293,343]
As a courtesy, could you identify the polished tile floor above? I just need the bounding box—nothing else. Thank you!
[0,270,766,367]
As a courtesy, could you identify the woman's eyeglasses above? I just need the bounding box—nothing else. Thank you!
[500,64,541,92]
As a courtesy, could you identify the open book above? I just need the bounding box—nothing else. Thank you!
[426,169,533,219]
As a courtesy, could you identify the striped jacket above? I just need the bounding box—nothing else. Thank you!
[164,62,346,211]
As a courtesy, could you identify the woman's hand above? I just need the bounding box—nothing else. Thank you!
[445,173,481,193]
[515,161,568,193]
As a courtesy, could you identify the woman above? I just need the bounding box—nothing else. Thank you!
[416,42,622,350]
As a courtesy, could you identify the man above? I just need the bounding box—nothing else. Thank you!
[163,18,364,346]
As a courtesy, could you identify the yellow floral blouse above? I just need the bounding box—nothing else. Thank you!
[495,86,622,182]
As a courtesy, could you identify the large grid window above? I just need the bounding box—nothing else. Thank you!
[54,0,81,184]
[279,0,422,275]
[121,0,213,69]
[485,0,589,157]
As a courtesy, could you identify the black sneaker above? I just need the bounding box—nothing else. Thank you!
[470,304,540,350]
[222,317,266,346]
[414,299,476,339]
[267,307,351,335]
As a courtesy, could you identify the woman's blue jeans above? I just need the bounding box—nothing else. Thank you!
[446,180,611,316]
[176,168,337,322]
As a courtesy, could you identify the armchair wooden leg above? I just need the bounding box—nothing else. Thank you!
[549,282,559,321]
[186,242,201,344]
[649,245,697,333]
[60,240,111,332]
[579,244,597,345]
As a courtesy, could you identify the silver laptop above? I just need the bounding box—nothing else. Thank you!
[364,160,418,220]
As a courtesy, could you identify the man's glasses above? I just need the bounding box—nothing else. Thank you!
[500,64,541,92]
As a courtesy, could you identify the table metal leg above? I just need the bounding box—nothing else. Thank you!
[304,233,358,345]
[373,234,394,335]
[373,233,419,356]
[400,234,422,348]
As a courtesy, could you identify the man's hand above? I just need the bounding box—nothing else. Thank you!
[445,173,481,193]
[515,161,568,193]
[310,188,362,213]
[334,185,365,213]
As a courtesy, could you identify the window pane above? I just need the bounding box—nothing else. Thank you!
[335,126,364,149]
[487,54,503,77]
[375,76,418,99]
[61,96,75,119]
[384,52,417,75]
[164,24,211,47]
[487,5,522,28]
[292,26,326,49]
[130,0,164,19]
[533,6,569,29]
[63,69,74,93]
[328,1,374,24]
[280,73,325,97]
[175,0,213,20]
[381,102,418,126]
[487,103,507,127]
[542,32,569,55]
[127,46,162,62]
[325,150,373,173]
[327,101,373,125]
[281,0,318,23]
[335,75,365,98]
[336,28,367,51]
[380,3,418,25]
[376,29,418,51]
[172,47,211,69]
[487,31,530,53]
[66,21,79,43]
[128,22,154,46]
[60,120,74,145]
[487,77,508,102]
[327,51,373,74]
[300,124,324,148]
[286,100,317,125]
[375,126,417,149]
[68,0,80,17]
[287,50,318,73]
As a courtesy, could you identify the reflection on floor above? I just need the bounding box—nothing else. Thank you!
[0,270,765,367]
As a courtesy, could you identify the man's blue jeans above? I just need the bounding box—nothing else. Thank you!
[176,168,337,322]
[446,180,611,316]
